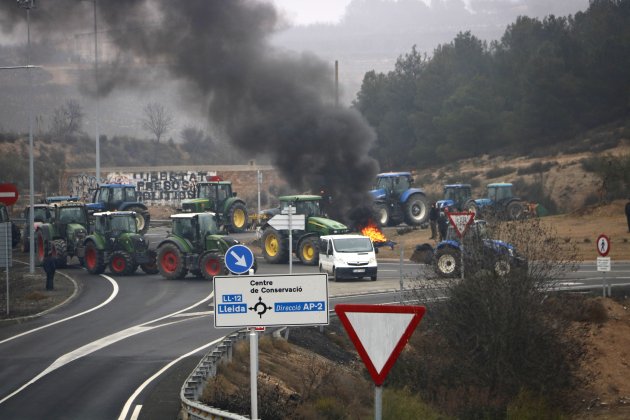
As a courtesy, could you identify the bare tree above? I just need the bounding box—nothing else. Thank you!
[51,99,84,138]
[141,102,173,143]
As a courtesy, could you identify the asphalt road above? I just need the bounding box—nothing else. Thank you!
[2,227,630,419]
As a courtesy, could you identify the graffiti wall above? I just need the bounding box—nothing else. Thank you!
[66,170,216,205]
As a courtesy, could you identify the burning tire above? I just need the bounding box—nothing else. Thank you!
[109,250,135,275]
[434,247,461,278]
[84,240,105,274]
[200,252,223,280]
[227,202,248,233]
[262,228,289,264]
[404,193,429,226]
[157,243,187,279]
[298,236,319,266]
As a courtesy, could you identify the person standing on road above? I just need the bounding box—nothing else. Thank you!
[429,202,439,240]
[625,200,630,233]
[438,207,449,242]
[43,246,56,291]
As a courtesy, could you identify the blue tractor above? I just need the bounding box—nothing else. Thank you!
[465,182,529,221]
[436,183,472,211]
[86,184,151,234]
[370,172,429,227]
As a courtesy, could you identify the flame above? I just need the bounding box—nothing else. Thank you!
[360,220,387,243]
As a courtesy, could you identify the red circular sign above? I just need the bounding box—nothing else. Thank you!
[596,234,610,257]
[0,183,19,206]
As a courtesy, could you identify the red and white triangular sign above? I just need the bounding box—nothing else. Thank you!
[446,211,474,238]
[335,304,425,386]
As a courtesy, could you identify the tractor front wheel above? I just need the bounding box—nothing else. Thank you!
[506,201,525,220]
[157,243,187,279]
[200,252,223,280]
[404,194,429,226]
[373,203,389,227]
[109,250,135,275]
[227,202,248,233]
[140,250,159,274]
[84,241,105,274]
[434,247,461,278]
[298,236,319,266]
[128,206,150,234]
[261,228,289,264]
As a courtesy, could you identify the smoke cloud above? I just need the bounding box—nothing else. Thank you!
[1,0,380,225]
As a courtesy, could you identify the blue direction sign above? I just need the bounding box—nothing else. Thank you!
[225,244,255,274]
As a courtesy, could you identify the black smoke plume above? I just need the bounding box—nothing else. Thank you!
[1,0,379,225]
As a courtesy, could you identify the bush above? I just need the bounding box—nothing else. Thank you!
[486,166,516,179]
[516,161,558,176]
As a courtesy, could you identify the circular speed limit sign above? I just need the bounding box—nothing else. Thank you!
[596,234,610,257]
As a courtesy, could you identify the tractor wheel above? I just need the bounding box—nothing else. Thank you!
[434,247,461,278]
[35,230,46,266]
[297,236,319,266]
[200,252,224,280]
[493,258,511,277]
[140,250,159,274]
[227,202,248,233]
[157,243,187,279]
[506,201,525,220]
[128,206,150,234]
[373,204,389,227]
[261,228,289,264]
[109,250,135,275]
[52,239,68,268]
[84,241,105,274]
[404,194,429,226]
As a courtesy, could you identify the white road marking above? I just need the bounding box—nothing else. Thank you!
[118,336,223,420]
[0,274,119,345]
[130,405,142,420]
[0,291,214,404]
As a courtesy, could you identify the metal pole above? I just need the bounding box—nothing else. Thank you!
[334,60,339,107]
[26,3,35,274]
[374,385,382,420]
[5,228,9,315]
[257,170,261,231]
[461,243,465,280]
[249,328,258,420]
[399,244,403,304]
[289,205,293,275]
[93,0,100,182]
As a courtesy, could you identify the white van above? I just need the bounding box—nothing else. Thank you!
[319,234,378,281]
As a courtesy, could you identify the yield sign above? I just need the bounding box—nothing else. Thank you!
[446,211,474,238]
[335,304,425,386]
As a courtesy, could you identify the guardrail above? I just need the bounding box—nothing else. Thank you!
[180,330,251,420]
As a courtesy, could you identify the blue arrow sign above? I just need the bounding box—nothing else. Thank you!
[225,244,255,275]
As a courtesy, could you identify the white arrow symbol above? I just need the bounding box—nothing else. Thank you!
[230,250,247,267]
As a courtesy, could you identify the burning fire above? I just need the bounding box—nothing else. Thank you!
[360,220,387,244]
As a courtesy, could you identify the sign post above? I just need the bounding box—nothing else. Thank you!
[214,273,329,419]
[268,206,305,275]
[597,234,611,297]
[335,304,425,420]
[446,211,474,279]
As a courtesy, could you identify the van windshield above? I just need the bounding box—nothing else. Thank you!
[333,237,373,253]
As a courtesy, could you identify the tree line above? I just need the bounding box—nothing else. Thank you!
[353,0,630,169]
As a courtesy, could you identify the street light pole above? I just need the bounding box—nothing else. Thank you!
[93,0,100,183]
[17,0,36,274]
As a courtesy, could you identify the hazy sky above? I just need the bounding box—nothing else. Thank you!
[269,0,353,25]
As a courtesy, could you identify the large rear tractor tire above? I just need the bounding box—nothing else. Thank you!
[227,202,248,233]
[404,194,429,226]
[373,203,389,227]
[52,239,68,268]
[157,243,187,279]
[261,228,289,264]
[506,201,525,221]
[128,206,150,234]
[200,252,224,280]
[297,236,319,266]
[84,241,106,274]
[109,250,135,275]
[434,247,461,278]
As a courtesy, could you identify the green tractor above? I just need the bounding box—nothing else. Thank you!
[261,195,349,266]
[83,211,158,275]
[156,212,249,280]
[180,176,248,233]
[34,201,90,268]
